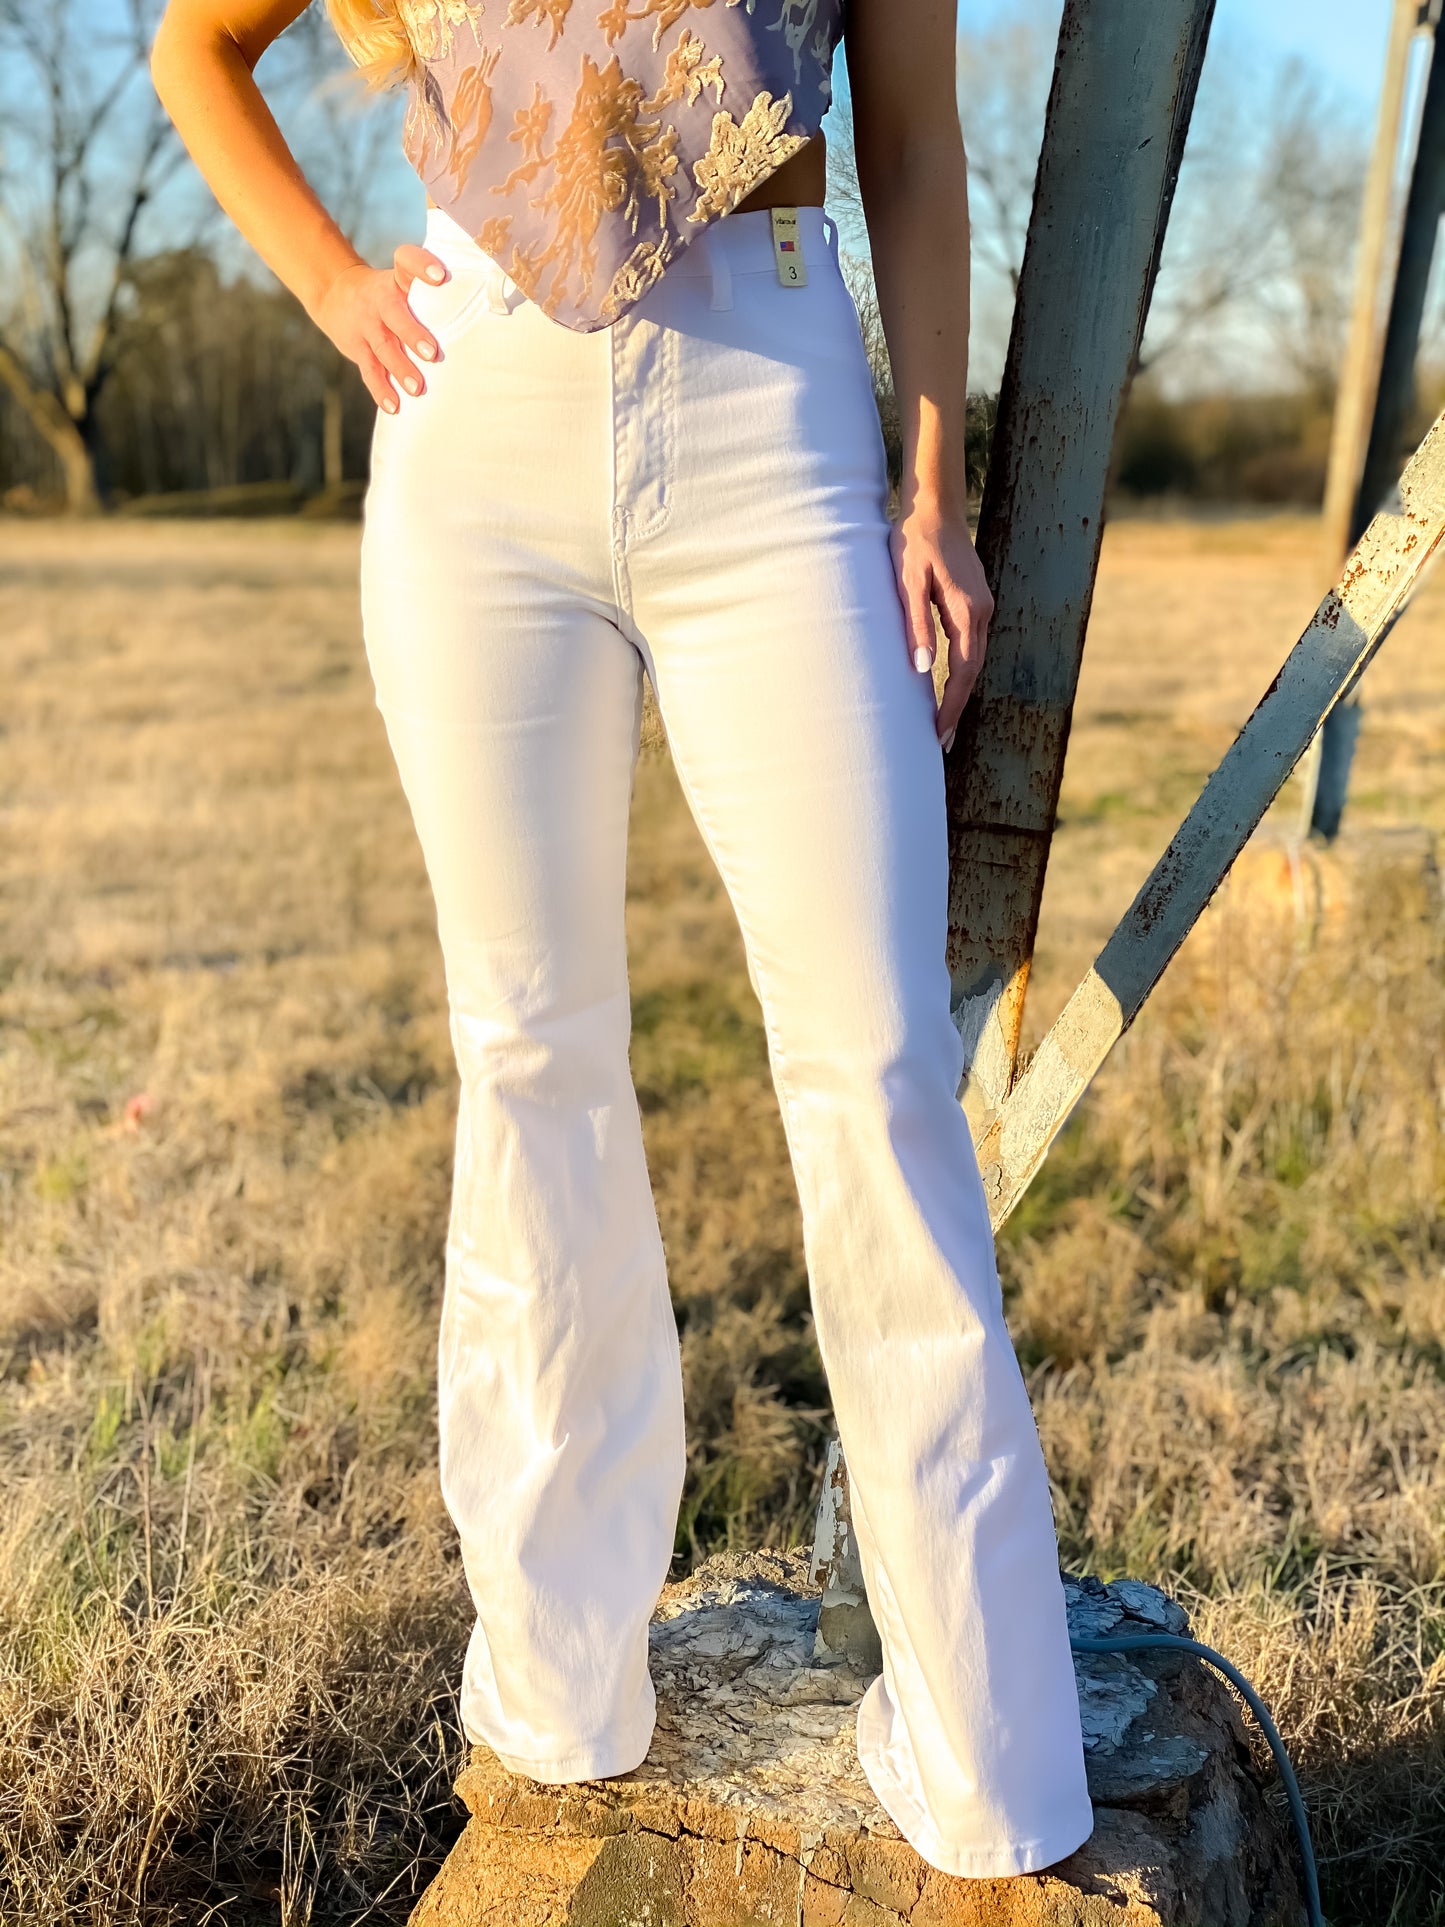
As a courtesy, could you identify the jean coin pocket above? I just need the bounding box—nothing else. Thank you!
[407,258,491,349]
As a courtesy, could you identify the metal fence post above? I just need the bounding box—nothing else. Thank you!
[943,0,1216,1139]
[977,412,1445,1219]
[1304,0,1445,841]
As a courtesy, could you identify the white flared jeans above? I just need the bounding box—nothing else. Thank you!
[359,201,1094,1878]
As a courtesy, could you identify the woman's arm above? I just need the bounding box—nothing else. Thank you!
[149,0,447,411]
[846,0,993,750]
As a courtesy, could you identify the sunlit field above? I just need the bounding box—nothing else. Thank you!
[3,511,1444,1924]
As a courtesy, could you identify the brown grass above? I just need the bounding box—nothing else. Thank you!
[1,512,1444,1922]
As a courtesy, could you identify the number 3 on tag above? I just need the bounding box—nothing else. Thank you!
[770,205,806,287]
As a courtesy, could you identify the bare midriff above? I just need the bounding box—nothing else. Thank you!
[733,130,827,214]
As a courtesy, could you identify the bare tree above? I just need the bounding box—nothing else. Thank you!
[1249,58,1369,398]
[949,8,1368,399]
[0,0,188,511]
[955,1,1056,300]
[1144,51,1368,394]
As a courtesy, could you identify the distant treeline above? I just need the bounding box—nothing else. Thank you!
[0,249,377,514]
[0,244,1435,516]
[1109,375,1444,509]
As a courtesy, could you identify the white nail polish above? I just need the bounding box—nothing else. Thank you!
[914,645,932,673]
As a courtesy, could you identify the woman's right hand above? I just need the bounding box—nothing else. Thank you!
[309,244,453,413]
[149,0,458,412]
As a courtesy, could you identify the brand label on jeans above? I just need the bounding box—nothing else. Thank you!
[770,205,806,287]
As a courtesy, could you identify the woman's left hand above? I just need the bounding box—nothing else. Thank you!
[888,501,994,753]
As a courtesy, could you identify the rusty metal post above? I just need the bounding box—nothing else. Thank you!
[1305,1,1445,840]
[978,411,1445,1222]
[812,0,1214,1658]
[815,407,1445,1661]
[944,0,1216,1139]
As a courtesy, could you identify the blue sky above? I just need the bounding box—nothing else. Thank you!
[1180,0,1391,110]
[1223,0,1392,106]
[958,0,1394,112]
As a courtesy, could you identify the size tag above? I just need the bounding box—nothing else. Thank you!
[770,205,806,287]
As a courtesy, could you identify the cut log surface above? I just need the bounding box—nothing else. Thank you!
[411,1550,1304,1927]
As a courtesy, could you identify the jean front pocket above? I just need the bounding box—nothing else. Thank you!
[405,253,496,351]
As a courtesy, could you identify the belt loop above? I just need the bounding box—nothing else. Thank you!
[484,253,512,314]
[707,221,733,311]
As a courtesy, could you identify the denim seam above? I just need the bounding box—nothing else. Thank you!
[629,322,675,544]
[607,317,633,627]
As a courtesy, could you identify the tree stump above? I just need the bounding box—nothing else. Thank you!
[410,1550,1303,1926]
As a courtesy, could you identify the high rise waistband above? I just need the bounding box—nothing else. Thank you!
[421,203,840,319]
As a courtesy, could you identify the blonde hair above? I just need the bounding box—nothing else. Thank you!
[323,0,419,94]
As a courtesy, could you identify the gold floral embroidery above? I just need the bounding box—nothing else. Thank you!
[505,0,572,48]
[596,0,742,53]
[640,29,724,111]
[496,52,680,313]
[506,240,547,303]
[404,0,842,326]
[399,0,487,62]
[445,44,503,189]
[494,81,554,193]
[596,237,672,324]
[476,213,514,253]
[687,88,806,222]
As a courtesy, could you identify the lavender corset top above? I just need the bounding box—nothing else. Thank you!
[397,0,845,332]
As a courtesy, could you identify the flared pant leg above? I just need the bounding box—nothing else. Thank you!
[358,297,686,1780]
[617,218,1096,1878]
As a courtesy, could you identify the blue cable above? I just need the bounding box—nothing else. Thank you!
[1068,1632,1326,1927]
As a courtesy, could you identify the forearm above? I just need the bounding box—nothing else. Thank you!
[149,6,365,321]
[857,127,972,520]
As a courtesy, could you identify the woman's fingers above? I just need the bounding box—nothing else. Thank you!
[310,253,452,411]
[371,316,427,398]
[382,274,444,373]
[889,525,937,676]
[934,575,989,751]
[388,245,450,374]
[889,511,995,754]
[393,241,448,292]
[357,337,400,415]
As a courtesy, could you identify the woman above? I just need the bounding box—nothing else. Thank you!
[149,0,1094,1879]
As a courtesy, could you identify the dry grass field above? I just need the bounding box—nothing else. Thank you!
[2,510,1444,1924]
